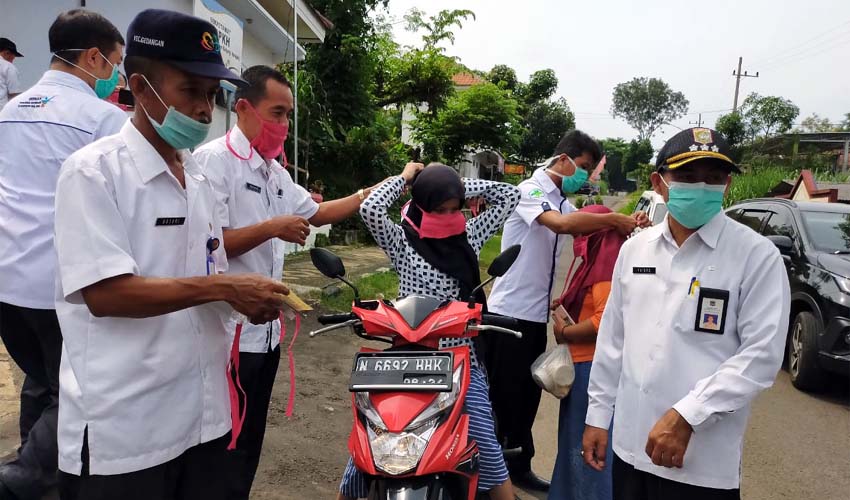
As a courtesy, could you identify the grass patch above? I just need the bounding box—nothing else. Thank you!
[320,271,400,312]
[479,234,502,270]
[618,191,642,214]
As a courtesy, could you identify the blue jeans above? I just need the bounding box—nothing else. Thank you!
[549,360,612,500]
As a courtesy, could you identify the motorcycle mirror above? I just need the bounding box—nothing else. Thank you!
[487,245,521,278]
[310,248,346,279]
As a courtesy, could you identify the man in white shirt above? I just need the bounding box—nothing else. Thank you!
[195,64,397,500]
[582,128,790,500]
[0,10,126,499]
[0,38,23,109]
[53,10,289,499]
[482,130,645,491]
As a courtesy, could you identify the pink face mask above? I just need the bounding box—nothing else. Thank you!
[245,100,290,161]
[402,201,466,239]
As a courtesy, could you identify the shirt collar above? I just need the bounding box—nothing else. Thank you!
[122,119,198,184]
[657,211,726,250]
[230,125,266,171]
[532,167,560,194]
[39,70,97,98]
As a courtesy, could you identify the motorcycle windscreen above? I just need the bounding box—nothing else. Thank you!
[391,295,447,329]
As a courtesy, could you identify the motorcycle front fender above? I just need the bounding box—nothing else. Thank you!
[369,473,471,500]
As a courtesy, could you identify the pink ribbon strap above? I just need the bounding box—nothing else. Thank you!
[279,312,301,418]
[227,323,247,450]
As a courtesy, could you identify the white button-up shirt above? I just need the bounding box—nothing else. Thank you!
[54,120,231,475]
[0,58,21,109]
[586,213,790,489]
[0,70,127,309]
[488,167,574,323]
[194,125,318,353]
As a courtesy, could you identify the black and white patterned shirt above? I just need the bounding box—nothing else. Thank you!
[360,175,521,366]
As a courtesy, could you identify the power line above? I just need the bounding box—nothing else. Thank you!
[750,18,850,67]
[759,33,850,71]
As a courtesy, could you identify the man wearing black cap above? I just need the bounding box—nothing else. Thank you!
[0,38,23,109]
[52,9,289,499]
[582,128,790,500]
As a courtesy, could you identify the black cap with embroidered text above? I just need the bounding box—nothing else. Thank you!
[655,127,740,173]
[0,38,23,57]
[126,9,245,86]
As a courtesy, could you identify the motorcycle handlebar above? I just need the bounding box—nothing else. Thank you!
[318,313,357,325]
[481,314,519,330]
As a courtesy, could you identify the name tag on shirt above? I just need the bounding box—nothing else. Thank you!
[246,182,262,194]
[155,217,186,226]
[694,287,729,334]
[632,267,656,274]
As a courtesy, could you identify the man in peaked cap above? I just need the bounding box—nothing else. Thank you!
[53,9,287,499]
[582,128,790,500]
[0,37,23,109]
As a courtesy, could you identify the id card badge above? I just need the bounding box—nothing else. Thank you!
[694,287,729,334]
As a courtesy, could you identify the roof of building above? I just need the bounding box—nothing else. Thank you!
[452,72,484,87]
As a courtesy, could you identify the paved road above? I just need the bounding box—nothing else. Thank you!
[516,205,850,500]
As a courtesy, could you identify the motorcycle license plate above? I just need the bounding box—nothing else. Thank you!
[349,352,454,392]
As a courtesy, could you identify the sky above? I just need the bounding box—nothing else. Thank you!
[382,0,850,150]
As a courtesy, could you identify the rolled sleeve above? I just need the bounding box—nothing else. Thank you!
[514,183,550,226]
[54,160,138,299]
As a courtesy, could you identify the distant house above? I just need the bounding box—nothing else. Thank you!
[769,169,850,204]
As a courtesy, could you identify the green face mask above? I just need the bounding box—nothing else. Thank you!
[53,50,119,99]
[140,74,211,150]
[662,178,726,229]
[546,156,589,194]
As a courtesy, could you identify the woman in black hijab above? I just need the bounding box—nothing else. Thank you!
[339,162,522,500]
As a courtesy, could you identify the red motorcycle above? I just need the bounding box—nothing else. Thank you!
[308,246,522,500]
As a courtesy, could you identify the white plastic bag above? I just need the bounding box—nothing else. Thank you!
[531,344,575,399]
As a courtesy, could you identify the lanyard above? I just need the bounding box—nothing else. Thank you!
[226,311,302,450]
[225,129,254,161]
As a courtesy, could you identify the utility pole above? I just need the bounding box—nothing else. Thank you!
[689,114,704,127]
[732,56,758,112]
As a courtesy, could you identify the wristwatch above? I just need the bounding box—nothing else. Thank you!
[357,188,367,202]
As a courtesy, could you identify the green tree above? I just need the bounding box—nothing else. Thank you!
[487,64,518,92]
[740,92,799,140]
[611,77,689,141]
[715,112,747,149]
[521,69,558,105]
[376,47,456,112]
[838,112,850,132]
[518,98,575,163]
[623,139,654,173]
[796,113,835,133]
[600,138,628,190]
[414,82,522,163]
[403,8,476,51]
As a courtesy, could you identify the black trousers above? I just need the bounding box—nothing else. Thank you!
[59,433,230,500]
[613,454,741,500]
[0,303,61,499]
[226,346,281,500]
[478,317,548,474]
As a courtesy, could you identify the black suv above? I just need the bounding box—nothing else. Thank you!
[726,199,850,391]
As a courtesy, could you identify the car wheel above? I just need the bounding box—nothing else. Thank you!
[788,311,827,391]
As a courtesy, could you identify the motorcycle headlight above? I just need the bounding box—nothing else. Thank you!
[368,416,439,476]
[355,391,386,430]
[404,363,464,431]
